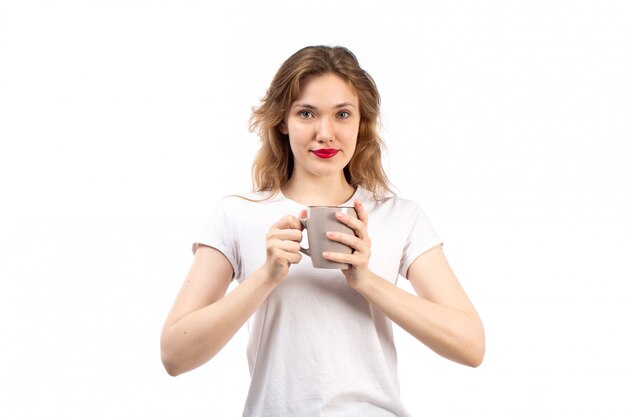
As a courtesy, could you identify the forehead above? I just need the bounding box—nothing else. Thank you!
[293,73,358,107]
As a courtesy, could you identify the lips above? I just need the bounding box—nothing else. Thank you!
[312,149,339,158]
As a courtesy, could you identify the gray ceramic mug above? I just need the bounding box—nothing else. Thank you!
[299,206,357,269]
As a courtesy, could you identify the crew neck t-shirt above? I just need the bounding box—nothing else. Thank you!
[193,187,443,417]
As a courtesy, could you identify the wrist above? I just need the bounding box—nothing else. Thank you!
[255,263,285,289]
[348,269,376,293]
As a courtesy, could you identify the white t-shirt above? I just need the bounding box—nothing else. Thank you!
[193,186,443,417]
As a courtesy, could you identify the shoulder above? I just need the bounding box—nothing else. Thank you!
[215,190,280,209]
[358,188,425,218]
[208,190,290,224]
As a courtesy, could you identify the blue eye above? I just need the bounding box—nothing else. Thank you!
[337,111,350,119]
[299,110,313,119]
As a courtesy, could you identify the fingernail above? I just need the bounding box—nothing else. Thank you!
[327,231,334,237]
[336,212,344,218]
[322,252,329,257]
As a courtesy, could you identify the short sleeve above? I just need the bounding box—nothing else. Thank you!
[399,202,444,279]
[192,198,241,280]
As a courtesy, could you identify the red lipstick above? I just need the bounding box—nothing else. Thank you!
[312,149,339,158]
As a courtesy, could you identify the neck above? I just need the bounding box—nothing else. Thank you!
[282,173,356,206]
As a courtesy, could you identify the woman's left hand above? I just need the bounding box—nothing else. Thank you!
[323,199,372,287]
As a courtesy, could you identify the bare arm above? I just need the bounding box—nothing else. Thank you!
[160,214,304,376]
[324,200,485,367]
[160,245,274,376]
[353,246,485,367]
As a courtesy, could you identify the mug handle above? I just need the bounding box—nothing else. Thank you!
[299,217,310,256]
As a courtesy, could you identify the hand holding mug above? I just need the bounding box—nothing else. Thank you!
[322,199,372,287]
[299,206,358,269]
[262,213,305,284]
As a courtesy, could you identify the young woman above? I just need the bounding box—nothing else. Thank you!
[161,45,485,416]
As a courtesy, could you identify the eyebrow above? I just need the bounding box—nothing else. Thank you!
[292,102,357,110]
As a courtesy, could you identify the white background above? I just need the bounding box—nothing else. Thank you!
[1,1,625,416]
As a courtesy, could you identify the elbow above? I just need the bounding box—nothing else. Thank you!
[450,316,485,368]
[457,341,484,368]
[467,346,485,368]
[466,324,486,368]
[163,364,183,377]
[161,355,182,377]
[161,347,183,377]
[160,328,217,376]
[160,334,184,377]
[437,330,485,368]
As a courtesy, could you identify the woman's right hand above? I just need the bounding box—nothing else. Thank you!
[261,211,306,284]
[161,210,306,376]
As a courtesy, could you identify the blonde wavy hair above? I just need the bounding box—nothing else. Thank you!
[249,45,393,199]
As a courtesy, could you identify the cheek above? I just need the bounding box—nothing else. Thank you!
[342,124,360,146]
[288,123,312,142]
[287,129,310,157]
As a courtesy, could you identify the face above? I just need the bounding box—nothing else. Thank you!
[280,73,360,182]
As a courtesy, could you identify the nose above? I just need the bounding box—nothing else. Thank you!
[315,117,334,143]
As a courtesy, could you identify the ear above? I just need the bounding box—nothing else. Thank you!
[279,120,288,135]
